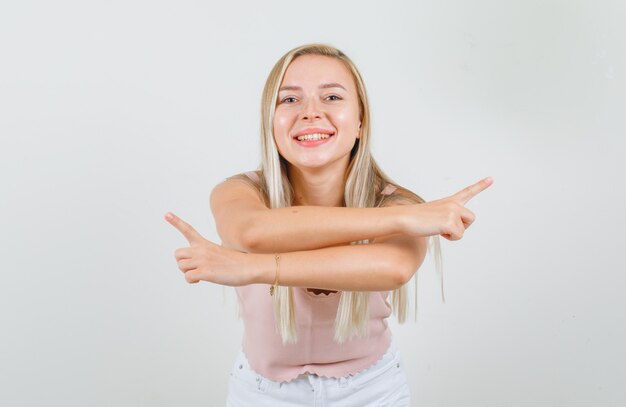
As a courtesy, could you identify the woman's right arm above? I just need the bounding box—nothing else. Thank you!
[209,178,405,254]
[210,176,492,254]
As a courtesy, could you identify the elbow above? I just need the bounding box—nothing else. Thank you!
[398,247,427,287]
[242,212,277,253]
[214,221,257,253]
[394,261,420,288]
[382,248,419,290]
[229,212,268,253]
[384,235,427,289]
[240,219,261,253]
[394,258,421,289]
[227,208,267,253]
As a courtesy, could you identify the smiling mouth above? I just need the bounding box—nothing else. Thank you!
[294,132,334,141]
[293,133,334,146]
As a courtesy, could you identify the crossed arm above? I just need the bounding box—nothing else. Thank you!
[168,177,489,289]
[208,179,427,291]
[246,229,426,291]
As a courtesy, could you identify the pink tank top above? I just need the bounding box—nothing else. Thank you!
[235,171,398,383]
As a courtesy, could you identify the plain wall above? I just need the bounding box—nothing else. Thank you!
[1,0,624,406]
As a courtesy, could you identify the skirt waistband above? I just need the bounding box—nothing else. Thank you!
[231,336,402,390]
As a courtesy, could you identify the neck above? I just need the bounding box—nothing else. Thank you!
[288,164,347,207]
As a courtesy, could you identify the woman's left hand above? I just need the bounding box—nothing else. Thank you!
[164,212,253,286]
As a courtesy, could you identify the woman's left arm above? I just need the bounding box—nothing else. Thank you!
[248,233,427,291]
[249,198,427,291]
[167,199,427,291]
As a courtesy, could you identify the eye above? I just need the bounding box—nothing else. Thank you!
[280,96,298,104]
[326,94,342,101]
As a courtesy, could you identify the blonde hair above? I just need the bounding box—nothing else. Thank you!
[251,43,443,344]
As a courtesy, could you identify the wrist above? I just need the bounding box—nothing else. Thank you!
[248,252,276,285]
[385,205,410,235]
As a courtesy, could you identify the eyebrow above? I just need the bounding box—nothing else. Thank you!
[279,83,347,92]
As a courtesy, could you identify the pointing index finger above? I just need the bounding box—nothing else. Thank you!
[454,177,493,205]
[164,212,203,244]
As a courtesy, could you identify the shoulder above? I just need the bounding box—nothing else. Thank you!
[211,170,268,207]
[223,170,261,184]
[377,183,425,207]
[216,170,264,193]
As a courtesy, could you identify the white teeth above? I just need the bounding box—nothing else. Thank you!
[296,133,331,141]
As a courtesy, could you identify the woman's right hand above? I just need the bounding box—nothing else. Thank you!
[402,177,493,240]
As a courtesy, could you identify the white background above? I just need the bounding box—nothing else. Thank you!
[1,0,624,406]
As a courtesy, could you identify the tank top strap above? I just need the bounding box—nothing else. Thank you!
[381,183,397,196]
[244,171,260,183]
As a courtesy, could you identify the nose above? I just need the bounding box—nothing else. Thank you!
[299,98,323,121]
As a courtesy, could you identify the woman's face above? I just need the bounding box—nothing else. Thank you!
[273,54,361,172]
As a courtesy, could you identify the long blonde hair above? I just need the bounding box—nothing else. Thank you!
[252,43,443,344]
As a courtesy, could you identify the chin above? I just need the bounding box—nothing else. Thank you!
[292,163,328,171]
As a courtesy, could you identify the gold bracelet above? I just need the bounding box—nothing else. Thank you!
[270,253,281,296]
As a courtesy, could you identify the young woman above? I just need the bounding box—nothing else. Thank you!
[165,44,492,406]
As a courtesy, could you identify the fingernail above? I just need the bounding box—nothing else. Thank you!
[165,212,173,220]
[485,177,493,184]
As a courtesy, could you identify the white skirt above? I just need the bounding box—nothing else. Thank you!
[226,337,412,406]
